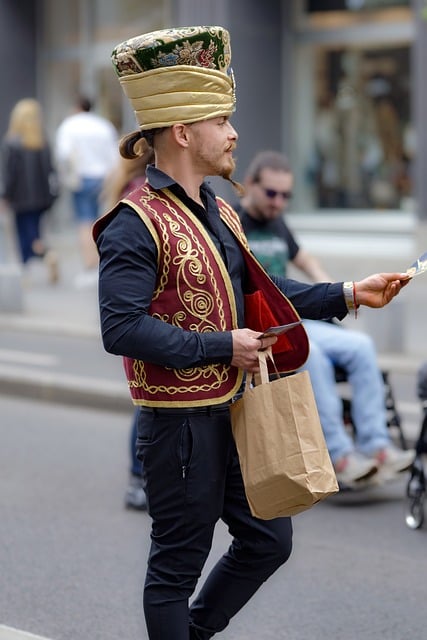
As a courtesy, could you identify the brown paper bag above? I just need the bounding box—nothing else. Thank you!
[230,348,339,519]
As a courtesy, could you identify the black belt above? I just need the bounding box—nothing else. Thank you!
[139,402,232,416]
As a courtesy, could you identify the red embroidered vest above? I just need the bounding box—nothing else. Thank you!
[94,186,309,407]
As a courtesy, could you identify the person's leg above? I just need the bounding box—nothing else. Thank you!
[130,408,142,477]
[189,443,293,639]
[301,321,381,486]
[304,321,390,454]
[312,322,415,477]
[13,211,34,263]
[300,321,354,463]
[124,408,147,510]
[138,409,233,640]
[338,331,390,454]
[72,178,102,270]
[15,210,59,283]
[27,210,44,256]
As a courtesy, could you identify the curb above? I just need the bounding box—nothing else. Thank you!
[0,316,131,412]
[0,363,133,414]
[0,316,100,340]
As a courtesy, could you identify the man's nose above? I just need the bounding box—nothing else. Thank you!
[227,122,238,140]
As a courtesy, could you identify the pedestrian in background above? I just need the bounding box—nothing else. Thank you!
[0,98,59,284]
[93,26,410,639]
[55,96,118,288]
[103,141,154,512]
[237,150,414,488]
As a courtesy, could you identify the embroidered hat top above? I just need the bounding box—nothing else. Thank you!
[111,26,236,131]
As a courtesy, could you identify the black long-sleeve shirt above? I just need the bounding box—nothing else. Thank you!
[96,166,347,370]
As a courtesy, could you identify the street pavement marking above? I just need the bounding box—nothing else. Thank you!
[0,626,53,639]
[0,349,58,367]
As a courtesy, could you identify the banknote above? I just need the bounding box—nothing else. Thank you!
[406,251,427,278]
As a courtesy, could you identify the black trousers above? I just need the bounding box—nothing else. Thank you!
[136,406,293,639]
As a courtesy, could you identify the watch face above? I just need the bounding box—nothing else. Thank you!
[406,251,427,278]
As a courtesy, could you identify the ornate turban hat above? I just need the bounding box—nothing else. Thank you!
[111,26,236,131]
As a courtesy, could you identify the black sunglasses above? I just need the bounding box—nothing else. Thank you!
[260,186,292,200]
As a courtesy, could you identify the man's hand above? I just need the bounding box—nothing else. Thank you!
[231,328,277,373]
[355,272,411,308]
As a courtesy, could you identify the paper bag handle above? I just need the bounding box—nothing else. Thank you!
[258,346,281,384]
[245,346,280,390]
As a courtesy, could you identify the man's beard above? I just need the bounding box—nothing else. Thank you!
[195,143,244,195]
[220,148,244,195]
[219,149,236,180]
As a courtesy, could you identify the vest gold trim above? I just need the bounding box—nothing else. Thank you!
[93,186,310,408]
[123,185,243,407]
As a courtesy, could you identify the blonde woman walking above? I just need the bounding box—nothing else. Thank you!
[0,98,59,283]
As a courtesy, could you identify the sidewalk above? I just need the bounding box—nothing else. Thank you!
[0,229,100,338]
[0,227,134,412]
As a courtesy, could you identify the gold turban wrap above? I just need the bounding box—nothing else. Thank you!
[111,26,236,130]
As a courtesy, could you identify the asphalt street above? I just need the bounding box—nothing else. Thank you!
[1,393,427,640]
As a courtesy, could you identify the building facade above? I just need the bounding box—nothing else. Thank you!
[2,0,427,237]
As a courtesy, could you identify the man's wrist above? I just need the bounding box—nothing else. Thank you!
[343,281,358,317]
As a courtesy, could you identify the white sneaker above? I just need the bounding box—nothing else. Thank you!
[373,445,415,481]
[334,451,378,487]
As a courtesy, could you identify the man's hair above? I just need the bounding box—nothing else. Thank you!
[119,128,164,159]
[245,150,291,182]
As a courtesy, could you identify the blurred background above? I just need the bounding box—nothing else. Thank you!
[1,4,427,639]
[0,0,426,353]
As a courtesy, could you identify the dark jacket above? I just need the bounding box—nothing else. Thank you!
[95,166,347,371]
[0,136,57,213]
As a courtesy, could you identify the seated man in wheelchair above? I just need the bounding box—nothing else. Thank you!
[237,150,414,489]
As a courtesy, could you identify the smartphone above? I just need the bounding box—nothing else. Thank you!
[258,320,303,339]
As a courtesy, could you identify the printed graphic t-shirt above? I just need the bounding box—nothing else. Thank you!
[235,203,300,278]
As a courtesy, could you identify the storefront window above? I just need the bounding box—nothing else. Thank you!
[293,1,414,212]
[308,44,413,210]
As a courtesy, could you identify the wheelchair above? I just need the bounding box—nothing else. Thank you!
[405,361,427,530]
[334,365,408,450]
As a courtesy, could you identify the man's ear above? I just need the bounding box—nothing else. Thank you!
[171,123,189,148]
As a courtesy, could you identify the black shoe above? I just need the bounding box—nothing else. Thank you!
[124,475,147,511]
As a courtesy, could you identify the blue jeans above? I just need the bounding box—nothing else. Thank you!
[14,209,45,263]
[300,320,389,463]
[72,177,103,222]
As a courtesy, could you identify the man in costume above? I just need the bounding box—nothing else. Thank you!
[93,26,409,639]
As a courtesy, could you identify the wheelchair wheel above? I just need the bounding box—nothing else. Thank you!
[405,495,425,529]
